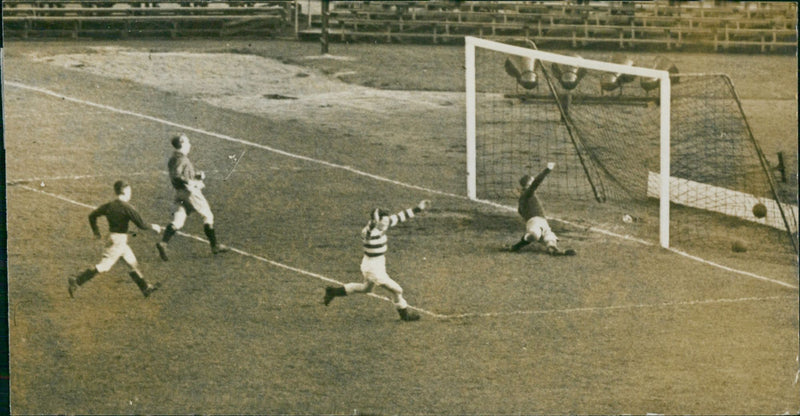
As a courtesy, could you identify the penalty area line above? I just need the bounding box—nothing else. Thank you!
[7,81,796,290]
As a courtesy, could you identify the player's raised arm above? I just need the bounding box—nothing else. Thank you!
[523,163,554,197]
[387,200,432,228]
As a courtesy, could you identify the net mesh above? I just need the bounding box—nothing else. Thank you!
[473,45,797,261]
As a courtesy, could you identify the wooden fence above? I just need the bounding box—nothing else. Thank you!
[3,0,797,53]
[310,0,796,53]
[3,0,295,38]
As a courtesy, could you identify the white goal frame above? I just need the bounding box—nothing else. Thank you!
[464,36,673,248]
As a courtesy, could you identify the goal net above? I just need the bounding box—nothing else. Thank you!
[465,37,798,260]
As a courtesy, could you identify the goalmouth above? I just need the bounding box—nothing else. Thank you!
[465,36,797,257]
[465,36,673,248]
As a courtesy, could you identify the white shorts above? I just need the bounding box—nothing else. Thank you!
[525,216,558,247]
[173,188,214,226]
[96,233,137,273]
[360,255,403,293]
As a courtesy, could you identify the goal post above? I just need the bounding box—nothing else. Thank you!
[465,36,673,248]
[464,36,797,258]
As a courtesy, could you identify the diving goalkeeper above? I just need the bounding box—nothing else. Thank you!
[509,162,575,256]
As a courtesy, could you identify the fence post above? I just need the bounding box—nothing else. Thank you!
[321,0,329,54]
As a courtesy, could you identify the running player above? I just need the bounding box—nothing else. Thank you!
[509,162,576,256]
[156,133,228,260]
[323,200,431,322]
[68,180,162,298]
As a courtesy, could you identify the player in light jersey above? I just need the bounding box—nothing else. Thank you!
[68,180,163,298]
[509,162,575,256]
[156,133,228,261]
[324,200,431,321]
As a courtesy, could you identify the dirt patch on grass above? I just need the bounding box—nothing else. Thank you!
[29,46,461,120]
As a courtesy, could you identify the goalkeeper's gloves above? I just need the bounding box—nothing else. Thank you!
[547,162,556,170]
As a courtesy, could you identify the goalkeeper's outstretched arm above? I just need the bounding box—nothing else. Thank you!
[522,163,555,199]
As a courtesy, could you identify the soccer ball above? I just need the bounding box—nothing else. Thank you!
[731,239,748,253]
[752,203,767,219]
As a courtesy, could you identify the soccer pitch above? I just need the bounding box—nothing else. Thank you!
[4,40,798,414]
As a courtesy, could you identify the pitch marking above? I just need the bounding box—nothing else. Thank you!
[7,170,163,186]
[443,295,797,320]
[6,81,797,290]
[14,184,797,320]
[14,184,433,316]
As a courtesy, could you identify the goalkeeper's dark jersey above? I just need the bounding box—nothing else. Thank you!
[518,166,551,220]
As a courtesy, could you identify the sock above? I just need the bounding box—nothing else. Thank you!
[331,286,347,297]
[510,237,530,251]
[129,271,149,292]
[162,224,177,243]
[204,224,217,247]
[76,268,98,286]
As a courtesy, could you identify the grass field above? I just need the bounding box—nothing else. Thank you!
[4,39,799,415]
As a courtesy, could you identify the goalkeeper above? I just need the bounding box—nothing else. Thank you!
[509,163,575,256]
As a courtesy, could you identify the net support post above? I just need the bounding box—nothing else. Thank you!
[659,73,671,249]
[465,36,477,200]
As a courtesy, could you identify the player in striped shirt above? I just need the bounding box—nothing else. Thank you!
[68,180,163,298]
[509,162,576,256]
[324,200,431,322]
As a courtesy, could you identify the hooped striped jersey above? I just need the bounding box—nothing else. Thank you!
[361,206,420,257]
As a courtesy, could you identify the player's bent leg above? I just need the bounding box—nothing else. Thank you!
[323,286,347,306]
[155,241,170,261]
[344,280,374,294]
[127,271,160,298]
[68,267,99,298]
[204,223,229,255]
[509,235,532,252]
[158,207,186,261]
[544,239,576,256]
[121,246,138,268]
[128,270,148,293]
[547,245,577,256]
[169,205,188,233]
[94,256,117,274]
[156,225,177,261]
[379,278,404,299]
[380,279,419,321]
[161,224,178,243]
[397,307,420,321]
[396,298,420,321]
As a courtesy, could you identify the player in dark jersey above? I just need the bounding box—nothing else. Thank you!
[156,133,228,261]
[324,200,430,321]
[509,162,575,256]
[68,180,163,298]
